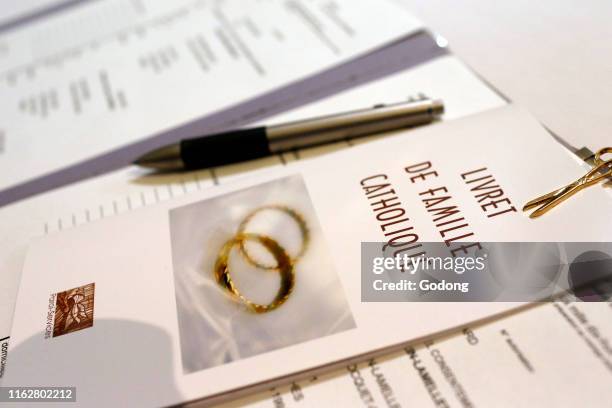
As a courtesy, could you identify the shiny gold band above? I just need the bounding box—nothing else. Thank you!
[213,232,295,313]
[236,205,310,270]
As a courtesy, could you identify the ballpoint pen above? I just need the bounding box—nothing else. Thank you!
[134,98,444,171]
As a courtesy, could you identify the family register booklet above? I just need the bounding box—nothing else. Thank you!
[5,106,611,406]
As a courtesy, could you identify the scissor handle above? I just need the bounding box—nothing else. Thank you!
[582,157,612,186]
[522,184,571,211]
[594,147,612,165]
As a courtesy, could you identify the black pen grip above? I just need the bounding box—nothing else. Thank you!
[180,127,270,170]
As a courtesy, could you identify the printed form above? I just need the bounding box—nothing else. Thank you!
[225,296,612,408]
[0,0,423,192]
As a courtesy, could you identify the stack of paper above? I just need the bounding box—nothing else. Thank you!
[4,105,612,406]
[1,1,611,407]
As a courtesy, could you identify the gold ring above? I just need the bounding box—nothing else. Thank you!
[214,232,295,313]
[236,205,309,270]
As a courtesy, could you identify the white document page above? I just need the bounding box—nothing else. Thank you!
[0,0,67,27]
[4,106,611,406]
[393,0,612,150]
[0,55,506,341]
[0,0,423,191]
[224,290,612,408]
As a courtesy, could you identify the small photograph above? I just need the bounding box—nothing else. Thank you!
[169,174,355,374]
[53,283,95,337]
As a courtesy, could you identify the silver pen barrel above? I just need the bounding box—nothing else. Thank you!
[266,99,444,153]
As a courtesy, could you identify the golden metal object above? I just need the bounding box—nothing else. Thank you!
[212,205,309,313]
[523,147,612,218]
[236,205,310,270]
[214,233,295,313]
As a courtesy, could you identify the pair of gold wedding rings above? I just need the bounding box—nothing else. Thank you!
[213,205,309,313]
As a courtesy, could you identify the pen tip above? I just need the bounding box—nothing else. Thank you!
[133,144,183,171]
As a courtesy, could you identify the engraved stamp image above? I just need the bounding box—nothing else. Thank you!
[52,283,95,337]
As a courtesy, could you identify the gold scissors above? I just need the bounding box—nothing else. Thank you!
[523,147,612,218]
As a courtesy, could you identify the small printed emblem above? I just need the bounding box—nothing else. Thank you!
[49,283,95,338]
